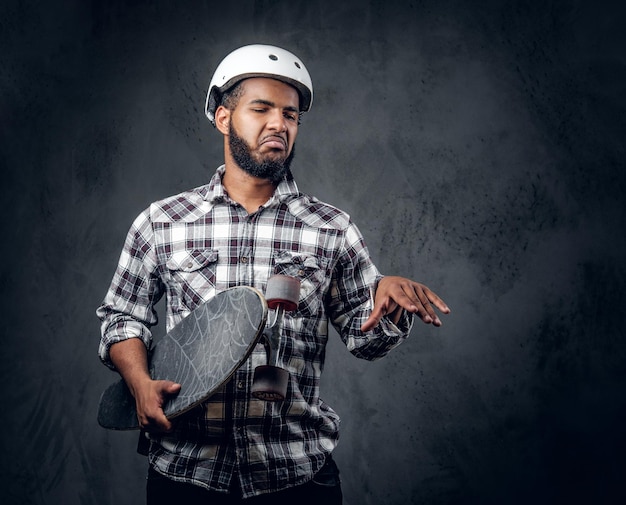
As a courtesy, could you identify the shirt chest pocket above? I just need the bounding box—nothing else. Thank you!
[273,251,328,317]
[165,249,219,312]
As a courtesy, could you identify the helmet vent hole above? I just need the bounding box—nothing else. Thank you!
[269,54,278,61]
[294,62,301,69]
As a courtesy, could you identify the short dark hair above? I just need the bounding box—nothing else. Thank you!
[220,82,245,111]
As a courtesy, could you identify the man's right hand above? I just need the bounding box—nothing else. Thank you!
[132,377,181,433]
[109,338,181,433]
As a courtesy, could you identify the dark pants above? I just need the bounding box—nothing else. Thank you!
[146,457,343,505]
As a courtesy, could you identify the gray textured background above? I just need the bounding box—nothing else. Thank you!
[2,1,625,504]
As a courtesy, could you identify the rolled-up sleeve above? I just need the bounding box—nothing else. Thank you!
[96,209,164,369]
[328,221,413,360]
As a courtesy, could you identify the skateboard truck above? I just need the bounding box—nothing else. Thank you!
[252,275,301,401]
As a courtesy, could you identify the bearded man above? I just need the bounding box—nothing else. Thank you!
[97,44,449,505]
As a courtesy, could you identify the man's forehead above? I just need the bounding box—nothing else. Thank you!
[239,77,300,108]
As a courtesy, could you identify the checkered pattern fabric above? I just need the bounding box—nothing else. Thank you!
[97,166,412,498]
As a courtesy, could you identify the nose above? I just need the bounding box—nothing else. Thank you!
[267,109,287,132]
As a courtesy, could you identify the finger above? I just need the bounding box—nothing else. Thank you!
[163,381,182,396]
[141,419,174,433]
[408,286,439,325]
[388,284,419,313]
[361,314,379,332]
[138,408,174,433]
[421,287,450,314]
[361,304,385,332]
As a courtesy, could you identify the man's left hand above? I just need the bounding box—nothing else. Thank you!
[361,276,450,332]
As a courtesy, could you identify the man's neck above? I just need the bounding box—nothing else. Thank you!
[222,162,276,214]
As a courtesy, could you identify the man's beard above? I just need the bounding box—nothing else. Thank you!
[228,123,295,184]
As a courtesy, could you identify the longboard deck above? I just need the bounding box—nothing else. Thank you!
[98,286,268,430]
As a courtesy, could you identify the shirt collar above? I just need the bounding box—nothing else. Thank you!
[199,165,300,207]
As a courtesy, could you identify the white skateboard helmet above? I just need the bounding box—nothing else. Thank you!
[205,44,313,125]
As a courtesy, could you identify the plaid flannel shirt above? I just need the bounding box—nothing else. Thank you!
[97,166,412,498]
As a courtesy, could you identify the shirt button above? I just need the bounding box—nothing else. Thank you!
[240,257,248,264]
[186,262,194,269]
[237,381,245,389]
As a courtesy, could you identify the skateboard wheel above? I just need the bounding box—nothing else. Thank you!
[251,365,289,401]
[265,275,301,311]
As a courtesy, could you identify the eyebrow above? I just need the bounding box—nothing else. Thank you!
[248,98,299,113]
